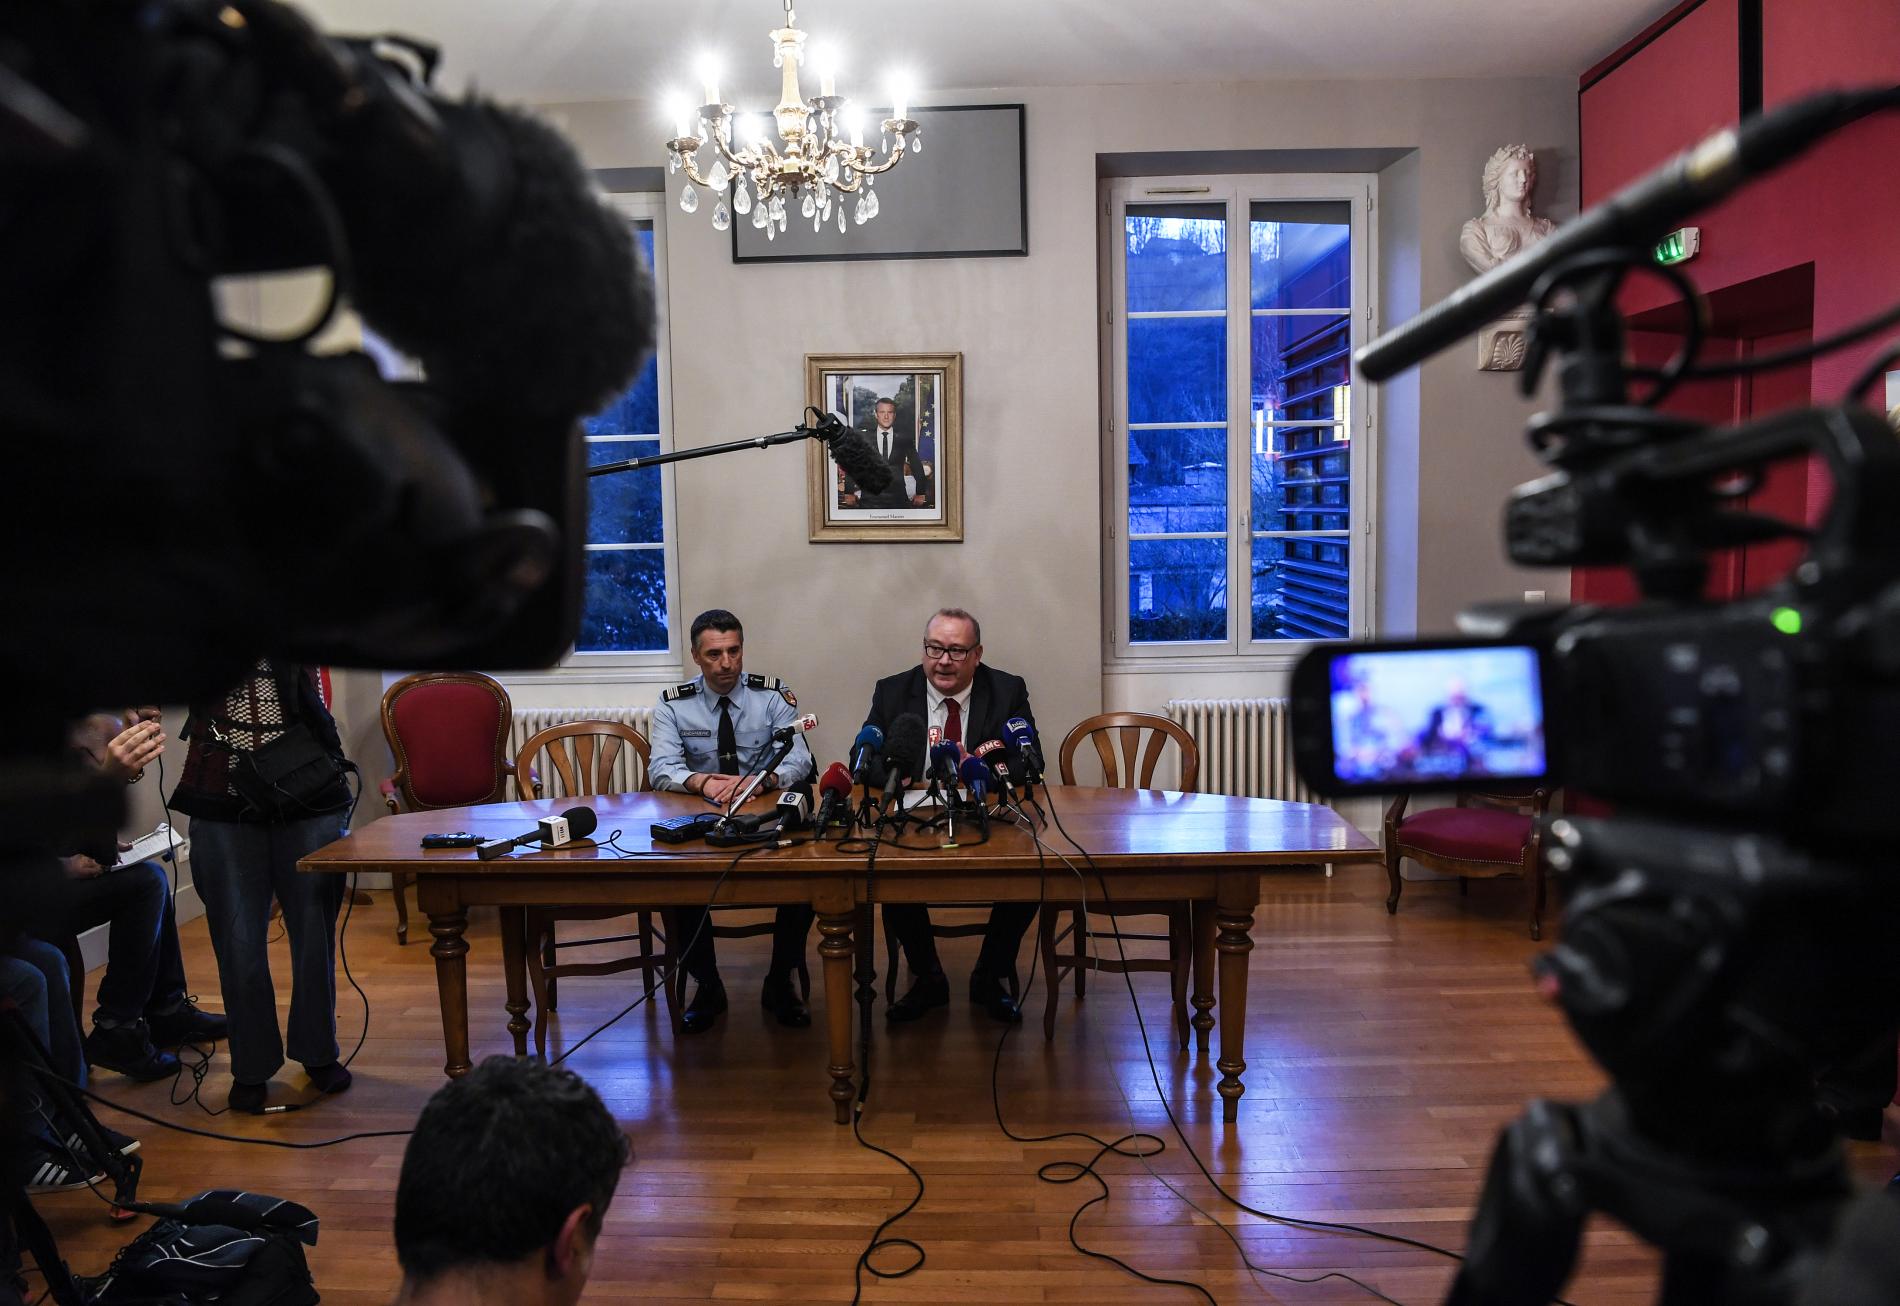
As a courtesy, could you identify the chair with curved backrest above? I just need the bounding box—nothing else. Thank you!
[1038,712,1199,1044]
[1383,788,1552,939]
[513,721,677,1057]
[379,671,515,944]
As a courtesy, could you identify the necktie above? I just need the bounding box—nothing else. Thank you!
[943,698,962,747]
[716,698,740,775]
[881,430,891,460]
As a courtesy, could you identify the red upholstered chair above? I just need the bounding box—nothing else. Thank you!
[1383,789,1551,939]
[379,672,515,943]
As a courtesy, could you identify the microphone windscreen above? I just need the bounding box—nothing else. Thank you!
[562,806,599,839]
[884,713,927,781]
[825,425,894,495]
[348,100,655,426]
[853,724,885,752]
[820,762,853,797]
[959,755,990,794]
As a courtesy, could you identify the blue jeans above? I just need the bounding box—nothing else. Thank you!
[2,941,85,1147]
[52,860,189,1026]
[189,813,346,1084]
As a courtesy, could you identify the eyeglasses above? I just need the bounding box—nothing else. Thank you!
[923,642,975,662]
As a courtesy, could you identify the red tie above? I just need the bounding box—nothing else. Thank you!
[943,698,962,746]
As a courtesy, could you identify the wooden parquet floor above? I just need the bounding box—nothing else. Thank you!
[33,863,1895,1304]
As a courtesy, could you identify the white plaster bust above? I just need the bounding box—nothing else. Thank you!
[1460,145,1555,275]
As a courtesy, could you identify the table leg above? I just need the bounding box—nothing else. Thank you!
[1191,898,1217,1055]
[818,909,857,1125]
[499,906,529,1058]
[1215,877,1256,1123]
[428,906,472,1079]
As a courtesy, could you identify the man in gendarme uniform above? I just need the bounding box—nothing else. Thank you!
[648,609,816,1034]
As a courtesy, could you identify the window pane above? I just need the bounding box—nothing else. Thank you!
[1129,317,1226,425]
[1125,205,1226,312]
[1250,201,1350,311]
[1129,538,1227,644]
[1252,536,1349,641]
[577,549,668,653]
[1130,427,1226,535]
[1252,425,1349,532]
[586,439,662,544]
[1252,313,1349,422]
[585,224,660,435]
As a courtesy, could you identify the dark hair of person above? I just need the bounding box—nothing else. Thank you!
[689,608,743,651]
[394,1057,630,1281]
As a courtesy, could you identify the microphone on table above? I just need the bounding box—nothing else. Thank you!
[1003,717,1045,786]
[476,805,597,861]
[849,724,885,784]
[972,738,1015,802]
[724,713,820,816]
[929,740,964,803]
[815,762,854,830]
[881,713,927,807]
[958,754,991,811]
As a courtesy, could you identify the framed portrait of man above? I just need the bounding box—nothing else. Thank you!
[805,352,963,542]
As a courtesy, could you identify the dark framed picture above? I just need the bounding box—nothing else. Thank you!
[805,352,963,542]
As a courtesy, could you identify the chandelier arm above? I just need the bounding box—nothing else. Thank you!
[851,138,908,177]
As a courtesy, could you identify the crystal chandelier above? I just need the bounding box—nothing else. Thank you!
[665,1,921,239]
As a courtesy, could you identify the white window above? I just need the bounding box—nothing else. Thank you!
[569,192,681,669]
[1104,174,1376,664]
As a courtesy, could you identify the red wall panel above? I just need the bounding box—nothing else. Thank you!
[1580,0,1740,206]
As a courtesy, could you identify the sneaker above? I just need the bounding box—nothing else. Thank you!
[63,1124,140,1160]
[147,1000,229,1048]
[84,1021,180,1082]
[24,1143,105,1194]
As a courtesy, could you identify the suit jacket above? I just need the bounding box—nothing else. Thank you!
[862,663,1037,779]
[849,427,932,509]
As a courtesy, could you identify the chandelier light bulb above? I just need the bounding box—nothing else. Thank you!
[664,9,921,237]
[695,54,721,106]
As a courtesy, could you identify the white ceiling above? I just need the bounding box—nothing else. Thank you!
[300,0,1671,107]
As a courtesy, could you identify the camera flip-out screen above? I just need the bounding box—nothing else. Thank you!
[1298,643,1550,793]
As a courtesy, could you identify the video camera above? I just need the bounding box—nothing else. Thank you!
[2,0,655,748]
[1288,84,1900,1304]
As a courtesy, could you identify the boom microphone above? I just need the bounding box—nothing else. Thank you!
[1356,85,1900,381]
[477,804,596,860]
[809,410,894,495]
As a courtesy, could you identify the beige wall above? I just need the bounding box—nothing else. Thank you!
[534,75,1575,766]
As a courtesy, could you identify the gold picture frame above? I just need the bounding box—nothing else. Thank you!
[806,352,963,542]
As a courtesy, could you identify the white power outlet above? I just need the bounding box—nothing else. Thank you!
[1524,589,1547,603]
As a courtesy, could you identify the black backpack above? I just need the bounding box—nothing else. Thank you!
[80,1191,318,1306]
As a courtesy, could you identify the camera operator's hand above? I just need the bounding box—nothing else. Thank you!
[124,706,163,725]
[103,719,165,781]
[63,854,105,879]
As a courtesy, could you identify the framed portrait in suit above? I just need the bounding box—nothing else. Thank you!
[805,351,963,542]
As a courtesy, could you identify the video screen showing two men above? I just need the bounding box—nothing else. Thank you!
[1329,646,1547,786]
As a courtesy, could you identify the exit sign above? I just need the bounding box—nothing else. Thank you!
[1653,227,1701,265]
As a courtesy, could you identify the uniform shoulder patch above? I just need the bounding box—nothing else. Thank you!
[661,682,701,702]
[744,672,796,706]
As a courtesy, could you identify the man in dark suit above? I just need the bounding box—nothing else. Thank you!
[841,397,931,510]
[863,607,1035,1024]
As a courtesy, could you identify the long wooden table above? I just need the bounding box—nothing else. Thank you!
[301,787,1375,1123]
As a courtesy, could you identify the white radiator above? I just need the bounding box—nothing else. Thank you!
[510,705,654,797]
[1165,697,1317,803]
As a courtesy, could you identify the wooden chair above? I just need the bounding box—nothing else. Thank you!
[513,722,676,1056]
[378,671,515,943]
[1383,788,1552,939]
[1038,713,1197,1045]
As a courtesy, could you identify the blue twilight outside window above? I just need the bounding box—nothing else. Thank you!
[578,221,668,653]
[1122,196,1353,647]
